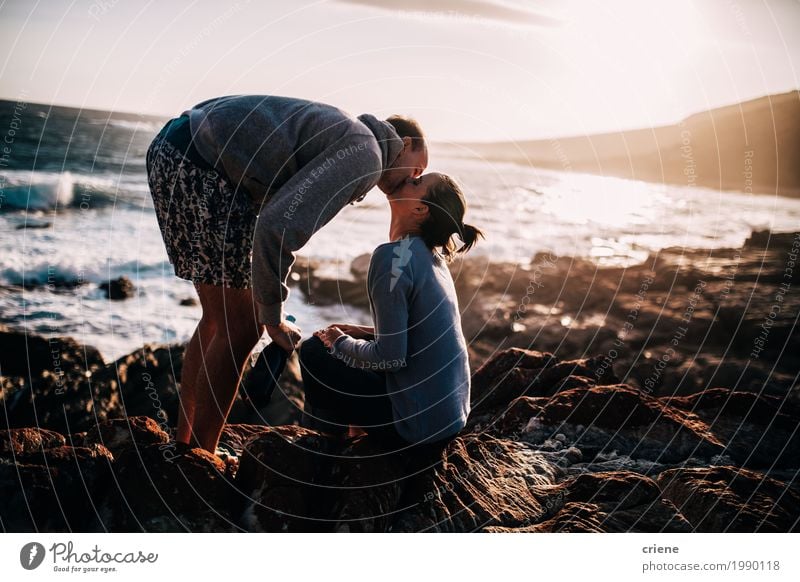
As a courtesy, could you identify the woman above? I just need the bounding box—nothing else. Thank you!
[299,172,484,452]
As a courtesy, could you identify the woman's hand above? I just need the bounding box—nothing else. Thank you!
[329,323,375,340]
[314,326,344,349]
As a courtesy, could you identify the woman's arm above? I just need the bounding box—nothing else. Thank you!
[327,323,374,340]
[327,247,411,371]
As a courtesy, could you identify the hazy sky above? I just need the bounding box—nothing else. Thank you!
[1,0,798,141]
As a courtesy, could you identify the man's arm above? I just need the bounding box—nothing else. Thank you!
[251,134,382,326]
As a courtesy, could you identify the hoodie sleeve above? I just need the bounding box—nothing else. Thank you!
[330,243,412,371]
[252,134,382,325]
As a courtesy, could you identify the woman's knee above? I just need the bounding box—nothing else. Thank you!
[299,335,329,366]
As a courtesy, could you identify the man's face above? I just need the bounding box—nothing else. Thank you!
[377,138,428,195]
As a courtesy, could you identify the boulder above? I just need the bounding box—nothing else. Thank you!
[99,276,136,300]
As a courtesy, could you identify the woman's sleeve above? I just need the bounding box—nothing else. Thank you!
[330,246,411,371]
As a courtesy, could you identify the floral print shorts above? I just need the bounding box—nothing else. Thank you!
[145,133,258,288]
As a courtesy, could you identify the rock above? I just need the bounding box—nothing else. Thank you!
[100,444,237,531]
[497,384,725,463]
[179,297,198,306]
[471,347,556,394]
[96,343,185,426]
[99,276,136,300]
[470,350,620,416]
[0,427,66,456]
[1,332,116,433]
[0,444,114,532]
[236,426,338,532]
[219,423,271,455]
[657,465,800,532]
[0,324,104,378]
[665,388,800,469]
[391,434,563,532]
[350,253,372,279]
[75,416,171,457]
[329,436,443,533]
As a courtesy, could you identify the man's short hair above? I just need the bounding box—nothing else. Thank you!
[386,115,426,151]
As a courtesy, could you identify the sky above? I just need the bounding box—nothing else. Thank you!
[1,0,798,141]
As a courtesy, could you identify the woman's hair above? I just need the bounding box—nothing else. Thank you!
[419,174,485,261]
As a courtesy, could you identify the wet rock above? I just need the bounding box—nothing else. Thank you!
[99,276,136,300]
[657,465,800,532]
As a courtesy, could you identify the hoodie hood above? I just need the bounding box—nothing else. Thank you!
[357,113,404,171]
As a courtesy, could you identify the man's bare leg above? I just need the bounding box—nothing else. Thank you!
[175,312,216,446]
[190,284,261,452]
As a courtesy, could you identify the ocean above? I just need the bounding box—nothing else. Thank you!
[2,99,799,360]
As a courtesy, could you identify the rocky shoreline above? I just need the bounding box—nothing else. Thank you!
[1,229,798,532]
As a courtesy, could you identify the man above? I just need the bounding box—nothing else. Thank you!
[145,94,428,453]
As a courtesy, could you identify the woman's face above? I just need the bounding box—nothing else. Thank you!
[386,172,441,224]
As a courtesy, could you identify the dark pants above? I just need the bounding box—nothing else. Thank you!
[298,335,403,444]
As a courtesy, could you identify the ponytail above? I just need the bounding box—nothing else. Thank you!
[456,222,485,255]
[419,175,485,262]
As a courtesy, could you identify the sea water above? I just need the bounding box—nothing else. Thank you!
[2,100,799,359]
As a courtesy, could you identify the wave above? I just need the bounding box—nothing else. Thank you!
[0,170,151,211]
[0,256,170,287]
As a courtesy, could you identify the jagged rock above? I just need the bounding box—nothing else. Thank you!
[101,444,237,532]
[0,444,114,532]
[236,426,338,532]
[470,349,619,415]
[0,326,112,433]
[96,343,185,425]
[391,434,563,532]
[657,465,800,532]
[75,416,171,457]
[99,276,136,300]
[329,436,440,533]
[0,427,66,456]
[497,385,725,463]
[471,347,556,394]
[219,423,271,455]
[484,471,691,532]
[666,388,800,469]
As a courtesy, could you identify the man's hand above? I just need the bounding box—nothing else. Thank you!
[265,320,302,353]
[327,323,374,340]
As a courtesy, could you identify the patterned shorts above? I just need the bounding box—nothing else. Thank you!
[145,134,258,288]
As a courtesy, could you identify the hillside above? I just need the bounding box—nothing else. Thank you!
[451,90,800,197]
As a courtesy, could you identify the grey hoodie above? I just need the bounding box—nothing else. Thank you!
[183,95,404,324]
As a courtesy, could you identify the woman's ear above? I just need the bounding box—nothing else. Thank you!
[412,203,429,221]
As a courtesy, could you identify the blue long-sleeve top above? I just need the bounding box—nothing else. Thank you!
[331,235,471,444]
